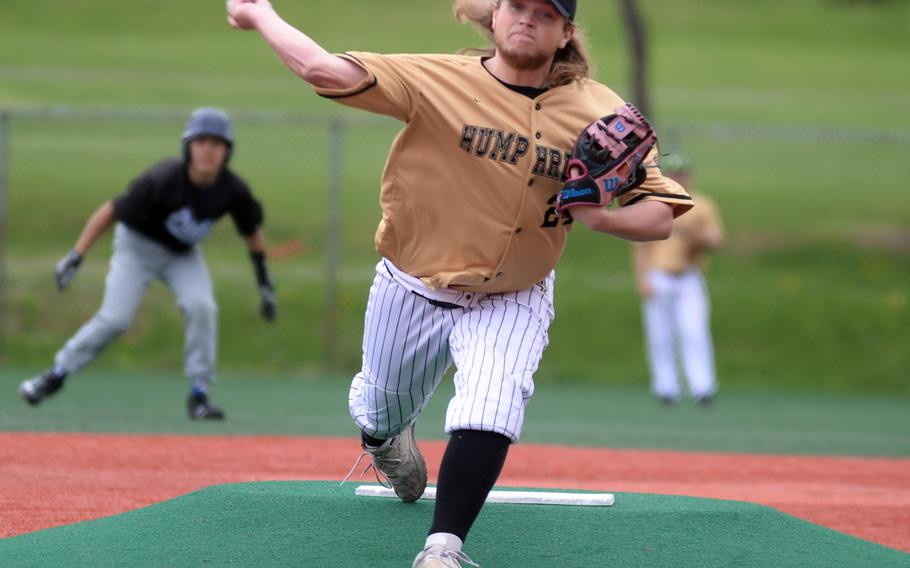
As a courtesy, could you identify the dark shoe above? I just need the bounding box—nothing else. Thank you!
[657,395,679,406]
[187,393,225,420]
[18,371,65,406]
[694,394,714,407]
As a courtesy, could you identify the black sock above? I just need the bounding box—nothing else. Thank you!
[428,429,510,542]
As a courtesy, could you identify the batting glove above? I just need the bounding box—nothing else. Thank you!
[259,283,277,322]
[250,251,277,322]
[54,249,83,291]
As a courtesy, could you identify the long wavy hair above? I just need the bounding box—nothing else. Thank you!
[453,0,591,87]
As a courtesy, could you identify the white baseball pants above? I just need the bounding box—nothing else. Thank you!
[54,224,218,388]
[349,259,555,443]
[642,267,717,400]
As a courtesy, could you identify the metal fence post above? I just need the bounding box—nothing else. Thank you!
[323,118,344,373]
[0,111,10,364]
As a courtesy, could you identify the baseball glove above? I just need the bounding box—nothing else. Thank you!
[556,103,657,215]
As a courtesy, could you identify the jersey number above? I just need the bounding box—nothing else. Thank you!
[540,195,573,228]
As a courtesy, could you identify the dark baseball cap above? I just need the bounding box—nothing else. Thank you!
[549,0,577,20]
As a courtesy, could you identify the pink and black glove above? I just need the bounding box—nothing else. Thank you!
[556,103,657,215]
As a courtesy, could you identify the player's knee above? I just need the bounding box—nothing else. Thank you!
[678,321,707,340]
[96,313,134,335]
[349,388,419,438]
[181,298,218,321]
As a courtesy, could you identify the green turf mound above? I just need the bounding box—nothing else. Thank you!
[1,481,906,567]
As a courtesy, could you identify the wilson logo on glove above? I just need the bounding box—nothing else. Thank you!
[556,103,657,215]
[561,187,595,199]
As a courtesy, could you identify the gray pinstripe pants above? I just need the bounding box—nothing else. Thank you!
[54,224,218,388]
[348,259,555,443]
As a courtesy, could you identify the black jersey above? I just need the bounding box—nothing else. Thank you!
[112,158,263,253]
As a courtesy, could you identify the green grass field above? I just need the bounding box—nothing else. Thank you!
[3,369,908,457]
[1,1,908,392]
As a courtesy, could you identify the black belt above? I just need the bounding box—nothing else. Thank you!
[411,291,463,310]
[383,260,464,310]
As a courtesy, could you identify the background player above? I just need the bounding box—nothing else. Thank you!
[227,0,691,565]
[17,108,277,420]
[633,152,723,405]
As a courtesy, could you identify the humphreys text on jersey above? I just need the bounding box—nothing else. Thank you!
[460,125,571,181]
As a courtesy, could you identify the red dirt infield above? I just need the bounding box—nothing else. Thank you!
[1,432,908,553]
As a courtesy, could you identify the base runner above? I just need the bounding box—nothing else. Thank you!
[18,108,277,420]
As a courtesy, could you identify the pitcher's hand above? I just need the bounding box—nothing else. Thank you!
[227,0,273,30]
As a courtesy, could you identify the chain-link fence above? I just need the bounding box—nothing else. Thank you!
[0,107,400,375]
[1,107,908,389]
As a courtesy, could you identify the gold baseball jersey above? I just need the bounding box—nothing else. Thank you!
[636,191,722,274]
[316,53,693,293]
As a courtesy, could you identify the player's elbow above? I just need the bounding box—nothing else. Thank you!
[300,64,343,88]
[655,217,673,240]
[635,222,671,242]
[296,55,366,90]
[636,203,674,241]
[652,225,672,241]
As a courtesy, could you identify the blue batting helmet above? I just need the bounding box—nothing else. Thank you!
[181,107,234,163]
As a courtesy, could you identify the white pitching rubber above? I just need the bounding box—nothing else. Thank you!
[355,485,614,506]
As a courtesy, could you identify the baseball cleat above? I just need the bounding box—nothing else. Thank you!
[657,394,678,406]
[353,423,427,503]
[18,371,65,406]
[187,393,226,420]
[694,393,715,407]
[412,545,479,568]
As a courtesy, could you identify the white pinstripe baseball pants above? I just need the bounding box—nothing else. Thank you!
[349,260,555,443]
[642,267,717,400]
